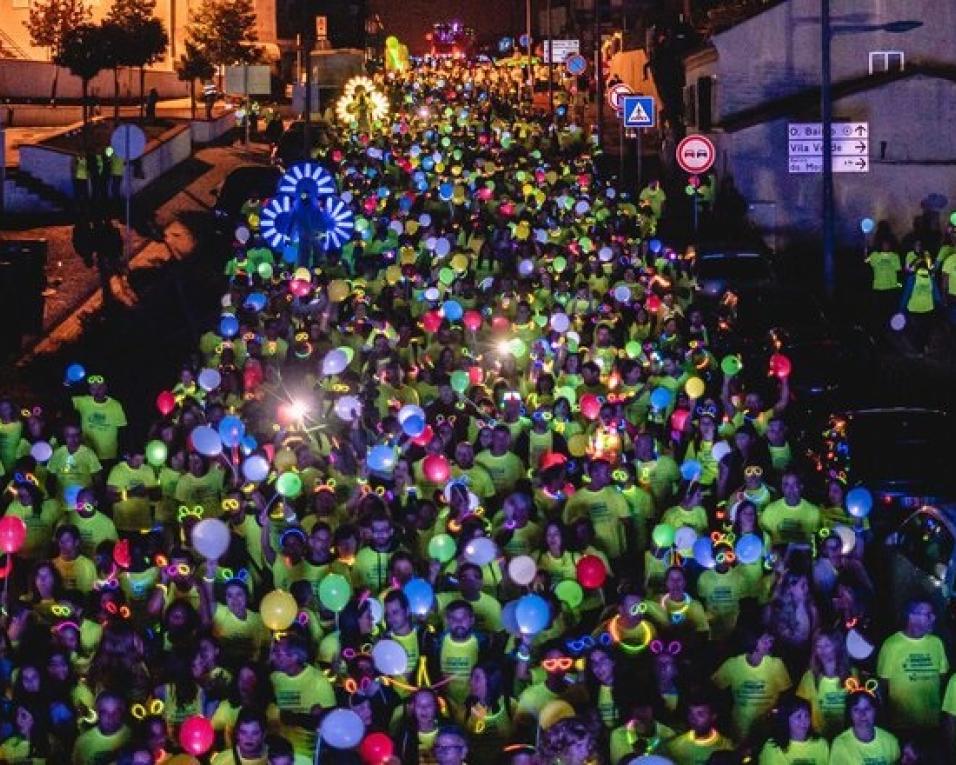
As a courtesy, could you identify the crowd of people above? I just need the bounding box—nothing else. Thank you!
[1,59,953,765]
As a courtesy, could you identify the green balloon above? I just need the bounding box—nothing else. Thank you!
[257,262,273,280]
[553,256,567,273]
[625,341,642,359]
[721,355,743,376]
[450,370,469,393]
[318,572,351,612]
[355,216,369,232]
[146,440,167,467]
[508,338,528,358]
[533,314,548,327]
[439,267,456,285]
[555,580,583,609]
[338,346,355,365]
[428,533,457,563]
[950,211,956,226]
[275,472,302,499]
[652,523,676,549]
[579,237,593,253]
[554,386,576,406]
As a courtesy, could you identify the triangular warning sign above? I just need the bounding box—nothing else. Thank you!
[627,101,650,124]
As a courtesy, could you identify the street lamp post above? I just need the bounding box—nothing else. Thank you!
[820,5,922,299]
[594,0,603,147]
[547,0,554,117]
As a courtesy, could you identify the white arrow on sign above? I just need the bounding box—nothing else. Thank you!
[788,122,868,139]
[788,138,869,156]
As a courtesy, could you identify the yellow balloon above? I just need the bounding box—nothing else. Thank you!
[274,447,296,472]
[539,699,576,730]
[568,434,589,457]
[293,267,311,282]
[521,183,534,197]
[385,265,403,285]
[685,377,706,399]
[261,589,297,631]
[515,223,530,241]
[405,220,420,236]
[400,246,417,265]
[328,280,350,303]
[435,162,445,173]
[450,254,469,272]
[546,171,558,184]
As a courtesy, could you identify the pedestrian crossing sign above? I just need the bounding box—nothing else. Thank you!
[621,95,655,128]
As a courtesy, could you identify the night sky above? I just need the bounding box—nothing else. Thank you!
[368,0,524,53]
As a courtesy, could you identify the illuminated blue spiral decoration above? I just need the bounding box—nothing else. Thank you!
[277,162,337,200]
[260,195,296,250]
[319,196,355,249]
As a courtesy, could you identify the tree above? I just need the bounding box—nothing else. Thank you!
[99,21,129,121]
[106,0,168,118]
[186,0,262,88]
[56,24,113,130]
[25,0,92,102]
[176,43,215,119]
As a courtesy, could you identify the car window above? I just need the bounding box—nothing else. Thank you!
[898,512,954,579]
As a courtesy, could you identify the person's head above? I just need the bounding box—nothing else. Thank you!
[588,459,611,489]
[457,562,483,599]
[63,423,82,451]
[410,688,438,728]
[685,690,717,736]
[587,646,615,686]
[664,566,686,599]
[266,735,295,765]
[491,424,511,454]
[467,662,503,705]
[368,510,394,550]
[810,629,848,679]
[271,634,308,674]
[31,560,60,601]
[96,691,126,735]
[904,599,935,639]
[781,471,803,505]
[847,690,878,735]
[773,694,812,748]
[384,590,411,633]
[434,724,468,765]
[235,709,267,757]
[445,600,475,641]
[544,520,566,555]
[224,581,249,616]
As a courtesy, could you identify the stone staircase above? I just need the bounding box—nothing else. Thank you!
[3,169,69,215]
[0,29,29,60]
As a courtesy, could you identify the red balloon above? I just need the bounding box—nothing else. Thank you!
[468,366,483,384]
[411,425,434,447]
[576,554,607,589]
[422,454,450,484]
[422,310,443,334]
[462,310,483,332]
[670,409,690,432]
[179,715,214,756]
[491,315,510,333]
[156,390,176,416]
[359,732,395,764]
[0,517,26,554]
[645,295,662,313]
[769,353,792,379]
[579,393,601,421]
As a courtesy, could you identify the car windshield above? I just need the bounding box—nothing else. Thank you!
[731,291,827,334]
[898,511,954,578]
[696,254,771,282]
[849,411,952,489]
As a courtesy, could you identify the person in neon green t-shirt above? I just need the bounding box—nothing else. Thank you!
[475,426,525,497]
[107,452,158,533]
[712,632,791,741]
[269,634,335,759]
[876,599,948,730]
[865,247,902,292]
[72,378,127,461]
[759,472,821,545]
[758,695,828,765]
[0,398,23,475]
[71,691,131,765]
[664,691,734,765]
[562,458,632,561]
[48,424,102,499]
[829,691,900,765]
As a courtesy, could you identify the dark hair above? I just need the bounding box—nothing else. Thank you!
[769,694,815,751]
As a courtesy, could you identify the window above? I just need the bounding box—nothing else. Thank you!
[683,83,697,126]
[869,51,905,74]
[898,511,954,582]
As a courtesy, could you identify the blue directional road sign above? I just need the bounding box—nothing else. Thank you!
[621,95,656,129]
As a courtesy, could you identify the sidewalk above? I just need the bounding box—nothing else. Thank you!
[9,141,269,364]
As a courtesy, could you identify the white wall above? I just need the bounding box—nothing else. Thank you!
[0,59,190,101]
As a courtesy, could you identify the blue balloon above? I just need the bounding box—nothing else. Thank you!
[735,533,763,565]
[439,182,454,201]
[240,434,257,454]
[680,460,702,482]
[846,487,873,518]
[860,217,875,234]
[65,363,86,384]
[220,315,239,338]
[650,387,672,410]
[422,157,435,171]
[693,537,716,569]
[443,300,463,321]
[399,196,413,212]
[403,577,434,616]
[377,186,390,199]
[282,244,298,264]
[64,484,83,509]
[416,179,429,192]
[368,444,396,473]
[501,600,520,635]
[218,415,245,448]
[402,415,425,437]
[649,238,663,254]
[245,292,267,311]
[515,594,550,635]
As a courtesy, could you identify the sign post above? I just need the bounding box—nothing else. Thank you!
[787,121,869,173]
[110,124,147,262]
[675,134,716,233]
[621,95,655,193]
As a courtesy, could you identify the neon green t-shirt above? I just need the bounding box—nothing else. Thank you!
[439,633,479,706]
[0,420,24,474]
[72,396,127,460]
[758,737,829,765]
[270,666,335,757]
[665,730,734,765]
[876,631,948,729]
[712,654,791,739]
[865,251,901,291]
[759,498,821,545]
[474,450,525,495]
[107,461,157,532]
[48,445,102,496]
[828,727,899,765]
[697,566,747,640]
[71,725,131,765]
[796,670,850,740]
[563,485,631,559]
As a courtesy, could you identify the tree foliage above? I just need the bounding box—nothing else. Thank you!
[56,23,114,125]
[186,0,262,67]
[106,0,168,70]
[175,42,215,118]
[24,0,91,58]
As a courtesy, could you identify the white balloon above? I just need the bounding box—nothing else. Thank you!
[321,349,348,376]
[198,368,221,392]
[508,555,537,586]
[242,455,270,482]
[599,246,613,262]
[423,287,441,302]
[30,441,52,463]
[372,638,408,676]
[832,524,857,555]
[434,238,451,257]
[320,708,365,749]
[398,404,425,425]
[367,597,384,625]
[710,440,732,464]
[550,313,570,333]
[191,518,231,560]
[575,200,591,215]
[464,537,497,566]
[674,526,697,553]
[234,226,250,243]
[613,285,632,303]
[334,395,363,422]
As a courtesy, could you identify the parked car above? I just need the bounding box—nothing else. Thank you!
[711,286,873,409]
[692,242,777,300]
[885,503,956,640]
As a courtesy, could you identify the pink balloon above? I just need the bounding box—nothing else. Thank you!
[179,716,214,756]
[0,516,27,554]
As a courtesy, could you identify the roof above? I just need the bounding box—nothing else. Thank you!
[718,64,956,132]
